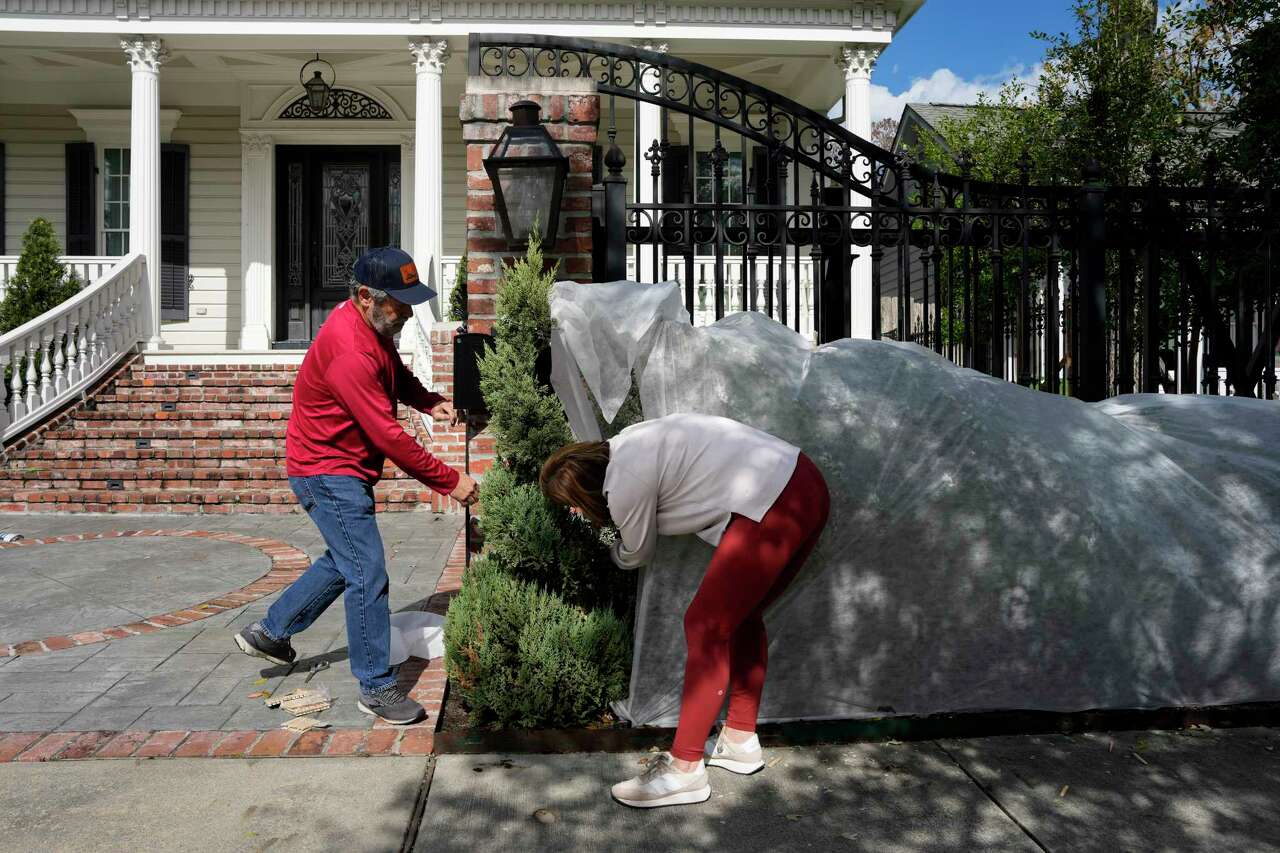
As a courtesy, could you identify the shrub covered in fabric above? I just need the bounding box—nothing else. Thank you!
[1,218,82,334]
[444,557,631,728]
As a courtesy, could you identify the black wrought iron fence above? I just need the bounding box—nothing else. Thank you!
[470,34,1279,402]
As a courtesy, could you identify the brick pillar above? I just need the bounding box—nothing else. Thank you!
[459,78,599,334]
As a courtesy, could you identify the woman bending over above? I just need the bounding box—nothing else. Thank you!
[541,412,830,809]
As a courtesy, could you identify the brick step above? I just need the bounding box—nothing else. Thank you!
[0,486,436,511]
[121,366,299,379]
[70,410,293,425]
[5,446,290,463]
[0,464,416,483]
[91,390,297,406]
[28,436,288,451]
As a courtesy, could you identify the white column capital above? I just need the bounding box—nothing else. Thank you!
[400,132,416,156]
[121,37,169,74]
[836,45,881,80]
[240,132,273,157]
[409,39,451,76]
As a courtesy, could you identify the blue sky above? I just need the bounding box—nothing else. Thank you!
[870,0,1170,122]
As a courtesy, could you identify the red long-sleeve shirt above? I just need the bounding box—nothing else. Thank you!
[285,300,461,495]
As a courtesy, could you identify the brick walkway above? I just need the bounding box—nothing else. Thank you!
[0,511,464,760]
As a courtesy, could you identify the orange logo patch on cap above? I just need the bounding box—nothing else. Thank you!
[400,263,419,285]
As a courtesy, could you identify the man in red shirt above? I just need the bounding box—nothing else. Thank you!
[234,247,476,725]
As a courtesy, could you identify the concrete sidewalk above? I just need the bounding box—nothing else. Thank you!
[3,725,1275,852]
[418,727,1280,853]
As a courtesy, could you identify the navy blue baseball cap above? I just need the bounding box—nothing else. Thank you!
[352,247,437,305]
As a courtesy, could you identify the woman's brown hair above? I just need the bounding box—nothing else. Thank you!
[540,441,612,528]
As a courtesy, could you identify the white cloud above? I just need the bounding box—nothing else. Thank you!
[871,64,1044,123]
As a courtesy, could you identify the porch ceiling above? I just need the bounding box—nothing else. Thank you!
[0,36,844,116]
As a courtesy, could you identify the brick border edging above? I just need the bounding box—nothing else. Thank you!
[0,530,312,658]
[0,526,466,761]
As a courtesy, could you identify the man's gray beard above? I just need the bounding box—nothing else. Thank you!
[371,312,406,338]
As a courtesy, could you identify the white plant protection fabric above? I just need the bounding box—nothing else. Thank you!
[388,611,446,665]
[549,280,1280,727]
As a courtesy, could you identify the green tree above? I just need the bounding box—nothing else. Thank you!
[445,233,635,727]
[448,253,468,323]
[0,218,82,334]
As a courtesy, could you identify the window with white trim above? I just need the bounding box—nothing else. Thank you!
[102,147,130,256]
[695,150,743,204]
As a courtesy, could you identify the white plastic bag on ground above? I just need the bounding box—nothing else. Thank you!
[550,280,1280,727]
[389,611,446,665]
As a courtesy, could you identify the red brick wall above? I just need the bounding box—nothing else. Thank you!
[423,325,497,514]
[459,85,600,334]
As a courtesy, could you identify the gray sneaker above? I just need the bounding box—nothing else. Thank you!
[704,729,765,775]
[357,684,425,725]
[234,622,296,667]
[611,753,712,809]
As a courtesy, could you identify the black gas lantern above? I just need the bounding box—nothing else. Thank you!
[484,100,569,248]
[299,54,336,114]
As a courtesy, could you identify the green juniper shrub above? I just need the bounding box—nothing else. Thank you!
[1,218,82,334]
[448,253,468,323]
[446,232,637,728]
[477,464,633,613]
[443,557,630,729]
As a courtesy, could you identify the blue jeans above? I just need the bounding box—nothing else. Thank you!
[261,475,396,694]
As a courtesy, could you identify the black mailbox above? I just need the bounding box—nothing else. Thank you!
[452,331,496,416]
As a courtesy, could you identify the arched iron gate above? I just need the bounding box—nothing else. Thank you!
[470,34,1278,402]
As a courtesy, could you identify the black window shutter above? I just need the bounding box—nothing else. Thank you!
[662,144,690,203]
[64,142,96,255]
[160,143,190,322]
[1,142,6,254]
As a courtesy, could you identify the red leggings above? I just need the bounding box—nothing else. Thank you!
[670,453,830,762]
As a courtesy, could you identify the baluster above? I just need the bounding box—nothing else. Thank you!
[89,294,105,370]
[84,297,100,375]
[77,303,92,377]
[0,352,10,436]
[101,290,117,362]
[8,345,23,423]
[66,311,80,386]
[39,329,55,405]
[109,284,125,355]
[24,338,39,416]
[92,292,108,365]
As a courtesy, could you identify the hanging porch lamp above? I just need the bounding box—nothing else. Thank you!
[299,53,336,114]
[484,100,569,249]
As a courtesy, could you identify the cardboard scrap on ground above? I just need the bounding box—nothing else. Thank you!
[281,716,331,733]
[264,687,332,716]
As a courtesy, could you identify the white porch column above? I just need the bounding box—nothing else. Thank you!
[837,44,881,340]
[634,41,668,284]
[409,39,450,319]
[400,132,416,256]
[121,37,168,350]
[239,133,274,350]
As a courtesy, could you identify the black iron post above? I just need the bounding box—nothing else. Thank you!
[1140,155,1163,393]
[1077,160,1108,401]
[599,135,628,282]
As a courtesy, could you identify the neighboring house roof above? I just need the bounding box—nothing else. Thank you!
[891,103,983,163]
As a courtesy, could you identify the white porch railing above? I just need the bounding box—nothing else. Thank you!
[0,256,120,301]
[0,253,146,442]
[436,254,819,342]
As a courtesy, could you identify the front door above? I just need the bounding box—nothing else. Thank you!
[274,145,401,347]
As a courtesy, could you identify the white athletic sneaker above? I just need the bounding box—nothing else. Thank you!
[703,729,765,775]
[611,753,712,809]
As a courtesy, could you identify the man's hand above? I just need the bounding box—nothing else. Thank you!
[430,399,460,427]
[450,473,479,507]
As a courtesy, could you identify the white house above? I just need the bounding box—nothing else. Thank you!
[0,2,920,356]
